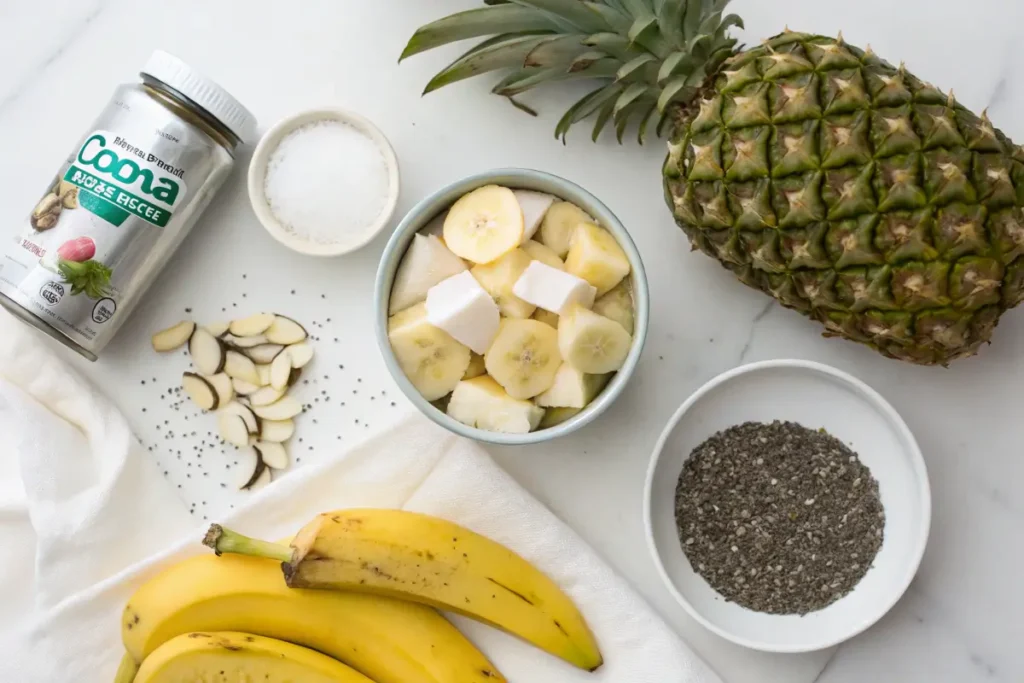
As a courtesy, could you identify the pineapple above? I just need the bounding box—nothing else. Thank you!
[402,1,1024,365]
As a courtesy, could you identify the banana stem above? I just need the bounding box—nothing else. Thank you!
[203,524,293,563]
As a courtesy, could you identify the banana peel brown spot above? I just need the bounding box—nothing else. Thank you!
[485,577,534,605]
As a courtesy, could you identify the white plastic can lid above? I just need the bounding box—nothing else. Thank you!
[141,50,257,144]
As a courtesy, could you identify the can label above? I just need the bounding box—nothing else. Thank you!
[0,129,189,348]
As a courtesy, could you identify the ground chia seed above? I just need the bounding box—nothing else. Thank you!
[674,420,884,615]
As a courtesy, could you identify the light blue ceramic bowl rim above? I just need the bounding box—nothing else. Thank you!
[374,168,650,446]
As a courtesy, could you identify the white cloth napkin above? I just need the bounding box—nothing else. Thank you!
[0,310,720,683]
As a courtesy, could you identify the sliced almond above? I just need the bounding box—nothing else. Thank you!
[251,395,303,420]
[229,313,276,338]
[205,372,234,406]
[259,419,295,443]
[218,412,251,447]
[205,321,230,337]
[265,315,308,345]
[151,320,195,352]
[256,364,272,386]
[232,378,260,395]
[221,400,259,434]
[225,334,269,349]
[182,372,218,410]
[240,454,270,491]
[254,441,289,470]
[189,328,226,375]
[244,344,285,364]
[270,351,292,390]
[249,385,285,407]
[286,341,314,368]
[223,350,260,385]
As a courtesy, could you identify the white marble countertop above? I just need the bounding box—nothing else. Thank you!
[1,1,1022,681]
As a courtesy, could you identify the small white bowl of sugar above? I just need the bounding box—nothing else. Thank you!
[248,108,400,256]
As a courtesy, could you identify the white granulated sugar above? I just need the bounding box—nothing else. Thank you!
[264,120,390,246]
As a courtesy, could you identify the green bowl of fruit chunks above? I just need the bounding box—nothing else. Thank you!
[375,169,649,445]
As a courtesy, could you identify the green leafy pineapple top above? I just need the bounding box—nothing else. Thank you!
[401,0,743,143]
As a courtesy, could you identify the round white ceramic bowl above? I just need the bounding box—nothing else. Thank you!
[644,359,930,652]
[247,108,400,256]
[375,168,649,446]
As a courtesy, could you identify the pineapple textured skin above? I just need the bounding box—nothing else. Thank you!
[664,32,1024,365]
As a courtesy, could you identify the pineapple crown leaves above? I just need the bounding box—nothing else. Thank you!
[400,0,744,144]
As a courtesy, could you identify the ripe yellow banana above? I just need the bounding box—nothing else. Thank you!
[205,509,603,671]
[121,553,504,683]
[134,631,372,683]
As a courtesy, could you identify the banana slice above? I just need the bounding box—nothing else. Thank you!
[564,222,631,296]
[448,376,544,434]
[522,239,564,270]
[463,352,486,380]
[388,303,471,401]
[535,365,610,409]
[484,319,562,400]
[443,185,524,264]
[470,248,535,319]
[539,201,593,257]
[558,305,632,374]
[592,280,634,334]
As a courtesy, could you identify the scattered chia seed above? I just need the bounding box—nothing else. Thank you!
[674,420,884,615]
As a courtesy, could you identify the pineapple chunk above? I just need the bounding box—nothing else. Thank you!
[538,406,581,429]
[448,376,544,434]
[540,201,593,257]
[565,223,631,296]
[592,280,634,334]
[463,352,486,379]
[522,239,565,270]
[533,308,560,328]
[470,248,536,318]
[535,364,610,409]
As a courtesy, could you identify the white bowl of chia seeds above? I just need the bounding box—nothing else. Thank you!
[643,359,931,652]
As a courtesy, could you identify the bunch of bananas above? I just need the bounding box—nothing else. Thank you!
[115,508,602,682]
